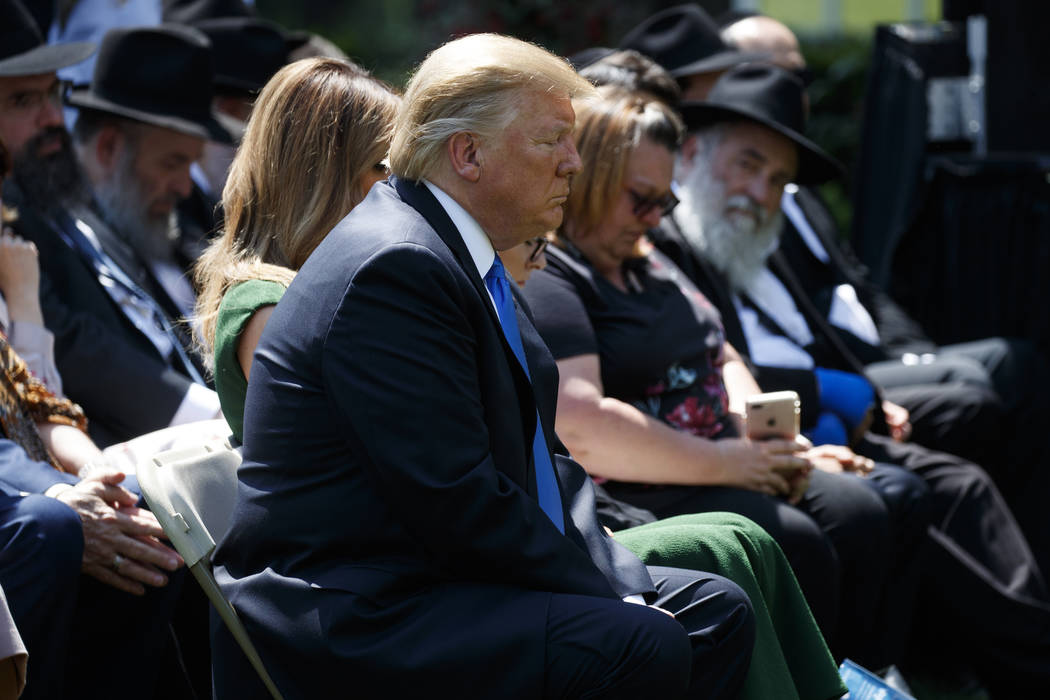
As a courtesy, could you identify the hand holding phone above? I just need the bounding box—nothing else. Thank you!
[745,391,801,441]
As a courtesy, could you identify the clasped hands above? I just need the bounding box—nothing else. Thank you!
[720,434,874,505]
[55,469,183,595]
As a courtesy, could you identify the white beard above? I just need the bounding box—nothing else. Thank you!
[93,149,178,263]
[674,152,784,293]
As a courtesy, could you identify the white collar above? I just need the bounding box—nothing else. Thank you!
[424,180,495,283]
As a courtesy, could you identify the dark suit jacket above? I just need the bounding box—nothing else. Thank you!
[214,177,654,698]
[779,186,937,358]
[3,181,199,446]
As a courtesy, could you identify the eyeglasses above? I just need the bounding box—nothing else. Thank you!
[525,235,550,263]
[627,188,678,219]
[2,80,70,117]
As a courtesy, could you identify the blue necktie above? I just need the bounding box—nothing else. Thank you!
[484,256,565,533]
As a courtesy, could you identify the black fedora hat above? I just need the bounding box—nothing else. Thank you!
[679,63,843,184]
[619,3,767,78]
[193,17,289,94]
[66,24,233,144]
[162,0,253,23]
[0,0,95,77]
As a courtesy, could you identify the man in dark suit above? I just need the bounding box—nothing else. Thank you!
[654,62,1050,696]
[0,12,223,446]
[722,13,1047,491]
[214,33,755,699]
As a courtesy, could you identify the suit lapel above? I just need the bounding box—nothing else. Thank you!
[393,177,548,481]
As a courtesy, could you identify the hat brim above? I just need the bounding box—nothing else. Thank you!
[67,87,234,145]
[668,49,770,78]
[679,101,844,184]
[0,41,96,77]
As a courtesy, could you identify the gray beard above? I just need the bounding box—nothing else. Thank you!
[93,151,177,264]
[674,156,784,293]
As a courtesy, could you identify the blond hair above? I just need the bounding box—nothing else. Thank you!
[561,86,683,238]
[194,57,400,364]
[389,33,595,182]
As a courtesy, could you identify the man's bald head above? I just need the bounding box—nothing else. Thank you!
[722,16,805,71]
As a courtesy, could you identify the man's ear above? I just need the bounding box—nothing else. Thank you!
[94,124,125,172]
[679,134,700,173]
[446,131,482,183]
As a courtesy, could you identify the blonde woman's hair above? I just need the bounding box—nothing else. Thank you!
[561,86,683,239]
[389,33,595,182]
[194,57,400,364]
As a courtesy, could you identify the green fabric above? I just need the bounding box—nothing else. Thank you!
[615,512,846,700]
[214,279,287,443]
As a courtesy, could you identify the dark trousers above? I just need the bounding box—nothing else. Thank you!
[0,493,186,700]
[867,337,1050,575]
[857,433,1050,696]
[0,495,82,700]
[607,468,894,666]
[214,567,754,700]
[546,566,754,700]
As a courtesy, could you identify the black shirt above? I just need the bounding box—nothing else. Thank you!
[524,243,738,440]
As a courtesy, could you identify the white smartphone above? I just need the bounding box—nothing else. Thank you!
[745,391,801,440]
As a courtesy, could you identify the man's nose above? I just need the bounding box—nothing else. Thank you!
[558,139,583,177]
[745,175,771,208]
[172,168,194,199]
[37,96,63,129]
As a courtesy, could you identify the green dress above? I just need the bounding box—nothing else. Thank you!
[214,279,845,699]
[616,512,846,700]
[213,279,287,443]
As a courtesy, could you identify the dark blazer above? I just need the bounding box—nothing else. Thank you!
[214,177,654,698]
[3,181,199,446]
[779,186,937,358]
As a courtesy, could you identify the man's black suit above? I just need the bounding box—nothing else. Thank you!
[780,186,1050,568]
[651,218,1050,695]
[3,181,206,446]
[212,178,754,699]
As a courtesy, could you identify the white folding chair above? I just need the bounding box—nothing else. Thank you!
[138,440,284,700]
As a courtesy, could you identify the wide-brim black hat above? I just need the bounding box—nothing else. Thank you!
[679,63,843,184]
[620,3,767,78]
[66,24,233,144]
[193,17,289,93]
[0,0,95,77]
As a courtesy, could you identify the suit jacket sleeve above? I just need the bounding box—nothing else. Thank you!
[0,439,77,495]
[554,455,655,599]
[324,243,620,600]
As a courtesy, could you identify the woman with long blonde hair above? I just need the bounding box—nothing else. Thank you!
[194,57,399,441]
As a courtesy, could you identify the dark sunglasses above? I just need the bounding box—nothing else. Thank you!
[627,188,678,219]
[526,236,550,263]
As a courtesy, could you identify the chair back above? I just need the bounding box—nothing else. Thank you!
[138,439,241,567]
[139,440,285,700]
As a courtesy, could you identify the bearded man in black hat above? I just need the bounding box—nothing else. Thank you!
[651,62,1050,697]
[722,14,1050,577]
[1,16,225,448]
